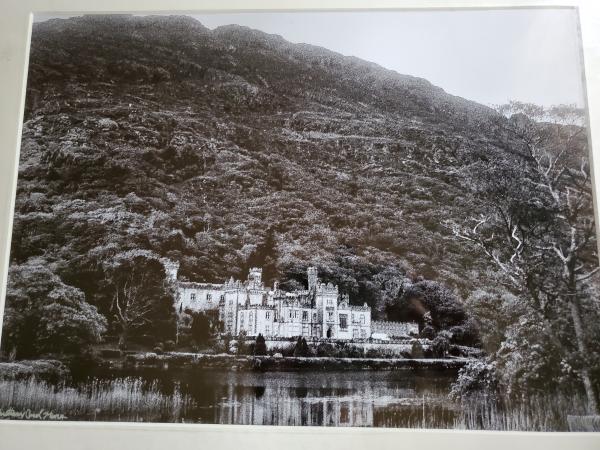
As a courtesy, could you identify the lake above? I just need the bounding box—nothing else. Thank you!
[85,367,459,427]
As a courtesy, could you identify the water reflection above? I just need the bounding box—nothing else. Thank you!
[207,371,455,427]
[89,368,458,427]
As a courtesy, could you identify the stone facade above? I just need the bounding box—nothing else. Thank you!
[371,320,419,339]
[171,265,371,339]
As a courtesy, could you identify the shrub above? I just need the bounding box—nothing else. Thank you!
[366,348,382,358]
[0,360,70,384]
[411,341,425,359]
[254,334,267,356]
[163,340,176,352]
[316,343,337,357]
[450,358,499,400]
[432,331,452,358]
[236,332,248,355]
[421,325,436,339]
[293,337,310,357]
[346,346,364,358]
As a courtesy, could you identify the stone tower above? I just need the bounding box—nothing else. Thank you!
[307,266,318,291]
[248,267,263,285]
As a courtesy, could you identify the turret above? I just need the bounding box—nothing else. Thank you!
[307,266,318,291]
[248,267,262,285]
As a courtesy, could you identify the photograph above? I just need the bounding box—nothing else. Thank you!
[0,7,599,432]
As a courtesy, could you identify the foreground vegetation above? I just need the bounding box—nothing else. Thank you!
[0,377,191,422]
[453,393,592,431]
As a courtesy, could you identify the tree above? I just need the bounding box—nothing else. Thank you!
[236,331,248,355]
[465,290,526,354]
[101,253,176,349]
[411,341,424,359]
[245,227,278,285]
[293,336,310,357]
[432,330,452,358]
[254,333,267,355]
[450,103,599,412]
[189,311,215,347]
[392,280,478,345]
[2,259,107,359]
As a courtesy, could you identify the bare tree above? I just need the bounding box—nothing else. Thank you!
[103,254,175,349]
[449,102,599,413]
[111,269,155,349]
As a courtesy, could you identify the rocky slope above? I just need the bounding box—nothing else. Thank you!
[13,15,506,317]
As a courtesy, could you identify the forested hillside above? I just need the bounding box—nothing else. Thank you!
[10,14,506,319]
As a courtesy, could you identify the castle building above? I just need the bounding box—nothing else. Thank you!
[168,264,372,340]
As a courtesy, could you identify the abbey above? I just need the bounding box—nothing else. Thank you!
[165,263,372,340]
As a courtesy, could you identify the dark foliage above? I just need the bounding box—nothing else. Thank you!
[2,261,106,359]
[293,337,310,357]
[254,333,267,356]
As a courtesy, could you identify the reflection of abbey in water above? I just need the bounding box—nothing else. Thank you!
[165,263,374,339]
[216,382,377,427]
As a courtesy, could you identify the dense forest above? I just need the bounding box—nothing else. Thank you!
[2,15,599,411]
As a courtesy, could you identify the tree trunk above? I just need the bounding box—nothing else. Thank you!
[569,297,599,414]
[118,326,128,350]
[8,346,17,361]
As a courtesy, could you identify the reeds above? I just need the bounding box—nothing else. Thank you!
[453,392,589,431]
[0,377,193,422]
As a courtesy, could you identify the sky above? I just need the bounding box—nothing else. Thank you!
[36,8,586,107]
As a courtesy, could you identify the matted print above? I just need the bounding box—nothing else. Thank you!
[1,8,599,431]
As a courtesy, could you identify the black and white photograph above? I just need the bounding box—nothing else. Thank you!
[0,7,599,431]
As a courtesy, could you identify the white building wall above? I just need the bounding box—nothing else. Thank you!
[177,283,223,312]
[238,307,276,337]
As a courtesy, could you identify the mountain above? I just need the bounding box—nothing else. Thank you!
[13,14,505,318]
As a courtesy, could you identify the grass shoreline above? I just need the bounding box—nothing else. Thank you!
[118,352,474,372]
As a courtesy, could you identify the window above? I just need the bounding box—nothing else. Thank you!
[328,311,334,322]
[190,293,196,301]
[266,311,271,319]
[240,313,245,327]
[360,329,367,339]
[327,298,333,306]
[313,313,317,321]
[265,326,270,335]
[249,312,254,321]
[289,310,293,319]
[360,314,365,324]
[294,310,298,319]
[302,311,308,322]
[339,314,348,330]
[353,328,359,338]
[207,293,212,303]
